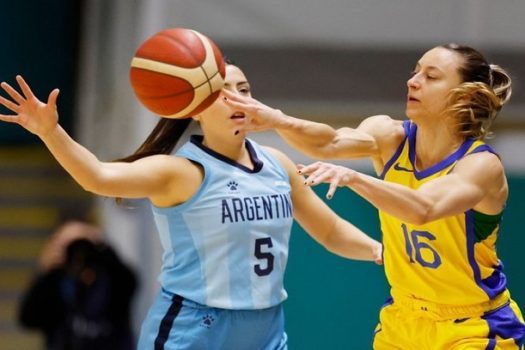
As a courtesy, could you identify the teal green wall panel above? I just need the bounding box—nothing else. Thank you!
[284,184,387,350]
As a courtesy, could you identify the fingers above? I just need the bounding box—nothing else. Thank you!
[0,114,19,123]
[0,81,25,105]
[233,123,260,136]
[296,162,319,176]
[221,88,244,102]
[326,182,338,199]
[223,96,245,110]
[0,94,20,113]
[0,82,21,121]
[16,75,36,100]
[297,163,350,198]
[299,162,331,185]
[48,88,60,108]
[222,95,254,114]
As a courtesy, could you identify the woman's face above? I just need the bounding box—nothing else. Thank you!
[405,47,463,122]
[194,65,251,137]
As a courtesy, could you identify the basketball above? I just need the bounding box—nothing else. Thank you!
[129,28,226,118]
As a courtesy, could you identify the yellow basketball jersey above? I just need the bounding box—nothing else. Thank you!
[380,121,507,305]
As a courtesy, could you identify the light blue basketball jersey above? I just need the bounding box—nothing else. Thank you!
[152,135,293,310]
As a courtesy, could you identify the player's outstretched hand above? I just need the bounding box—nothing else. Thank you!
[297,162,357,200]
[222,89,286,133]
[0,75,60,138]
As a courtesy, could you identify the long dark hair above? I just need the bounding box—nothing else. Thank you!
[115,118,192,163]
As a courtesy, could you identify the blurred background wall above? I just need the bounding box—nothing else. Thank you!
[0,0,524,349]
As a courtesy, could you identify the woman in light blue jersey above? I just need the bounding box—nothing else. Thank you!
[222,44,525,349]
[0,62,381,350]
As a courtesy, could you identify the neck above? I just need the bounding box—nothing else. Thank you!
[414,123,465,170]
[202,135,253,168]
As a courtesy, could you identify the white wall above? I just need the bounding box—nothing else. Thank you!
[143,0,525,49]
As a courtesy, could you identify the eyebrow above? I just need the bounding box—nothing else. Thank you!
[224,81,249,87]
[415,63,443,74]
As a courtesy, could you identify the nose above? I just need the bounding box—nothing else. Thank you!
[407,74,420,89]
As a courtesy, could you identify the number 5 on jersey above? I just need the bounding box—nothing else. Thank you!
[254,237,274,276]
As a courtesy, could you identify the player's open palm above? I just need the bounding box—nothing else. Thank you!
[0,75,59,137]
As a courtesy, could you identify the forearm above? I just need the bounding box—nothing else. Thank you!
[350,173,432,225]
[324,217,381,261]
[40,125,105,193]
[276,113,377,160]
[274,113,339,159]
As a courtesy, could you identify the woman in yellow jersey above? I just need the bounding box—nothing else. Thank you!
[223,43,525,349]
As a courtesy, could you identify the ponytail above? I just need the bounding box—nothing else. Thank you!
[440,43,513,140]
[489,64,512,106]
[116,118,192,163]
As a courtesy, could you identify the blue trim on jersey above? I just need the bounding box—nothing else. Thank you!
[407,123,476,180]
[466,210,486,296]
[482,263,507,297]
[380,120,411,179]
[468,144,498,157]
[190,135,263,173]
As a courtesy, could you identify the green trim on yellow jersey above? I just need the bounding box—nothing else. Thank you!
[473,210,503,243]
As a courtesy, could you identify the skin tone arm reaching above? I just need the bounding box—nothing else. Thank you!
[222,89,387,161]
[0,72,381,264]
[0,76,200,207]
[225,45,511,226]
[296,149,507,225]
[266,147,382,263]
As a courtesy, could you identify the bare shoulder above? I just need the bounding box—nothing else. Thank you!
[454,151,505,182]
[358,115,406,164]
[358,115,405,141]
[143,154,204,207]
[135,153,198,173]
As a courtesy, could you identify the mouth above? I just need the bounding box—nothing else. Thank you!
[230,112,246,120]
[407,95,420,103]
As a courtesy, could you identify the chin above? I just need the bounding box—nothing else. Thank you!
[405,109,420,121]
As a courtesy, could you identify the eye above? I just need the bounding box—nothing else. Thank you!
[426,75,437,80]
[239,86,251,95]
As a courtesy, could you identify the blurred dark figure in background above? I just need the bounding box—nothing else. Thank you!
[18,220,138,350]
